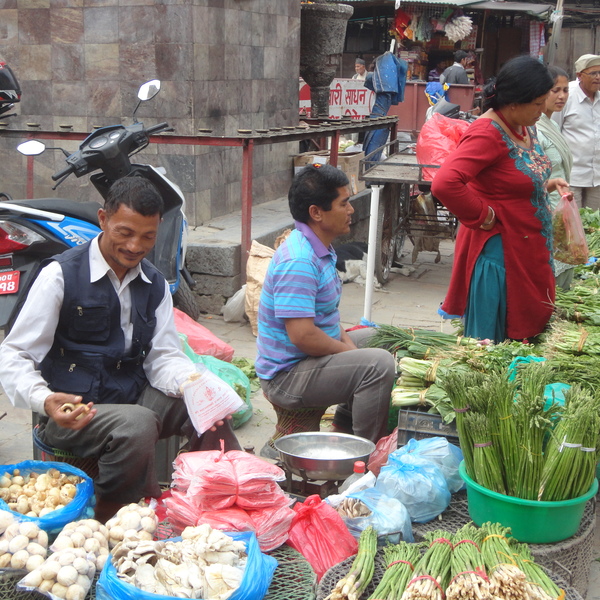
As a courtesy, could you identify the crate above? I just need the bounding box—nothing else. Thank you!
[397,408,459,448]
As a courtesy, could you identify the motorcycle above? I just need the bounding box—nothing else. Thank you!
[0,78,200,331]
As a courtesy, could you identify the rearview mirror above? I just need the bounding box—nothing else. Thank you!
[138,80,161,102]
[17,140,46,156]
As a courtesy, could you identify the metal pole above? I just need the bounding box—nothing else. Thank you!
[547,0,564,66]
[26,155,34,199]
[241,138,254,281]
[363,185,382,322]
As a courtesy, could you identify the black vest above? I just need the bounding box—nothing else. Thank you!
[39,242,165,404]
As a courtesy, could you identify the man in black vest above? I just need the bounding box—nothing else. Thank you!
[0,177,240,521]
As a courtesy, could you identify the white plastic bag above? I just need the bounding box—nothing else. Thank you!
[222,285,247,323]
[181,370,245,435]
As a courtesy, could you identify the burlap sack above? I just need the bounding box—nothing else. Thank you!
[244,231,291,337]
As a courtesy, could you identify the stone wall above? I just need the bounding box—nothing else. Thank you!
[0,0,300,226]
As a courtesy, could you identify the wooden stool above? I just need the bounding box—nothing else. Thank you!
[32,424,99,480]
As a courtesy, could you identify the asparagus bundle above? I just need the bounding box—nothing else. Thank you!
[400,530,454,600]
[325,527,378,600]
[368,543,421,600]
[480,522,528,600]
[446,525,490,600]
[511,543,563,600]
[544,322,600,356]
[464,412,506,494]
[538,386,600,501]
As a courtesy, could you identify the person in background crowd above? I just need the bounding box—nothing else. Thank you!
[352,58,367,81]
[0,177,240,522]
[553,54,600,209]
[255,165,395,445]
[536,66,575,290]
[440,50,470,85]
[428,59,447,82]
[432,56,570,343]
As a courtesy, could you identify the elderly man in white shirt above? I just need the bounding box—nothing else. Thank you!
[0,177,240,521]
[553,53,600,209]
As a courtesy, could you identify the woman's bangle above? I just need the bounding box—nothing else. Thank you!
[481,206,495,227]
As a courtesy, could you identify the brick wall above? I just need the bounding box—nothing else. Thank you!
[0,0,300,226]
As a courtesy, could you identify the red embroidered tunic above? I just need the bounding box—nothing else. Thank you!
[431,118,554,340]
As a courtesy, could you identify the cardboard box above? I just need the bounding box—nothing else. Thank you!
[292,150,365,195]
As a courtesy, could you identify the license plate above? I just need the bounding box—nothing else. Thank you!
[0,270,20,295]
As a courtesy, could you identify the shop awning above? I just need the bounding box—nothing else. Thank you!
[348,0,552,13]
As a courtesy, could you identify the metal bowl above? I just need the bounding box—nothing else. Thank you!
[274,432,375,481]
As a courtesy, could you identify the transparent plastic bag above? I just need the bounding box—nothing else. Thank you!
[552,195,589,265]
[222,285,247,323]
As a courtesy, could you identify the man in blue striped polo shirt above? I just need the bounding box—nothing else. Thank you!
[256,164,395,443]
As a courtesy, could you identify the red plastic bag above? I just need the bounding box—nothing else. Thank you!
[552,195,589,265]
[416,113,470,181]
[173,307,234,361]
[286,495,358,580]
[367,426,398,477]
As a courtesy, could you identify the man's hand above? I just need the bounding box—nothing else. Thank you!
[44,393,96,430]
[209,414,233,432]
[285,318,355,356]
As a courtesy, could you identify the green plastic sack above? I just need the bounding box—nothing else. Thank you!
[179,334,253,429]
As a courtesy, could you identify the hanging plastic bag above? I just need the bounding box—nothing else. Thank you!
[552,195,589,265]
[343,487,414,544]
[180,337,253,429]
[416,113,470,181]
[375,453,450,523]
[391,437,464,493]
[173,307,234,361]
[96,531,277,600]
[0,460,94,535]
[286,494,358,581]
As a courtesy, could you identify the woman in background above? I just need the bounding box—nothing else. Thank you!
[432,56,570,343]
[536,66,574,290]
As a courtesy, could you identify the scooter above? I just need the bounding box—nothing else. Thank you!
[0,79,200,331]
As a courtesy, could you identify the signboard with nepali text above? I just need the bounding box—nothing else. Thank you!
[299,78,375,120]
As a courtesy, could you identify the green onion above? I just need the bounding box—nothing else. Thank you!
[368,542,421,600]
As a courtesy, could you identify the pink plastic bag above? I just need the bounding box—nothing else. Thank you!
[416,113,470,181]
[367,427,398,477]
[173,307,234,361]
[552,195,589,265]
[286,495,358,580]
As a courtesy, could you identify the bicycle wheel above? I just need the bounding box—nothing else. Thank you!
[375,183,400,284]
[393,184,412,264]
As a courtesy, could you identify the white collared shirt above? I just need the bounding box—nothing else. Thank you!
[552,80,600,187]
[0,236,195,415]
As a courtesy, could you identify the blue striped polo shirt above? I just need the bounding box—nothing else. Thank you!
[255,221,342,380]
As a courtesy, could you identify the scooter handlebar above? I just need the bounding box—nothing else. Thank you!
[51,164,75,182]
[145,122,171,135]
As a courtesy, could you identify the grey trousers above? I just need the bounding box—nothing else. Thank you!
[40,386,239,503]
[260,328,396,443]
[572,186,600,210]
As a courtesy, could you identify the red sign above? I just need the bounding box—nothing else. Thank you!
[0,270,20,294]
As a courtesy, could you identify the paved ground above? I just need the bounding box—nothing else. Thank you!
[0,238,598,598]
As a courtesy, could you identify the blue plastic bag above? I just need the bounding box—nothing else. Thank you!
[392,437,465,493]
[0,460,94,534]
[375,453,450,523]
[96,531,277,600]
[345,488,414,544]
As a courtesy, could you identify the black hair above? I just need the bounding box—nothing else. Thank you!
[104,176,164,218]
[454,50,468,63]
[482,55,553,111]
[548,65,569,82]
[288,164,349,223]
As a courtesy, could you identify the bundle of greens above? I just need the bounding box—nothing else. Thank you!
[324,527,378,600]
[400,531,454,600]
[368,542,421,600]
[446,524,489,600]
[480,523,528,599]
[543,321,600,356]
[511,544,562,600]
[390,384,455,424]
[538,385,600,501]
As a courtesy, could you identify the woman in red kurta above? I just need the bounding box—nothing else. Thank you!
[431,56,571,342]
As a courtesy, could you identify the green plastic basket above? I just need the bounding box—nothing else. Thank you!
[459,462,598,543]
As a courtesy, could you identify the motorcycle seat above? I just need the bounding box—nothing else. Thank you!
[3,198,101,225]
